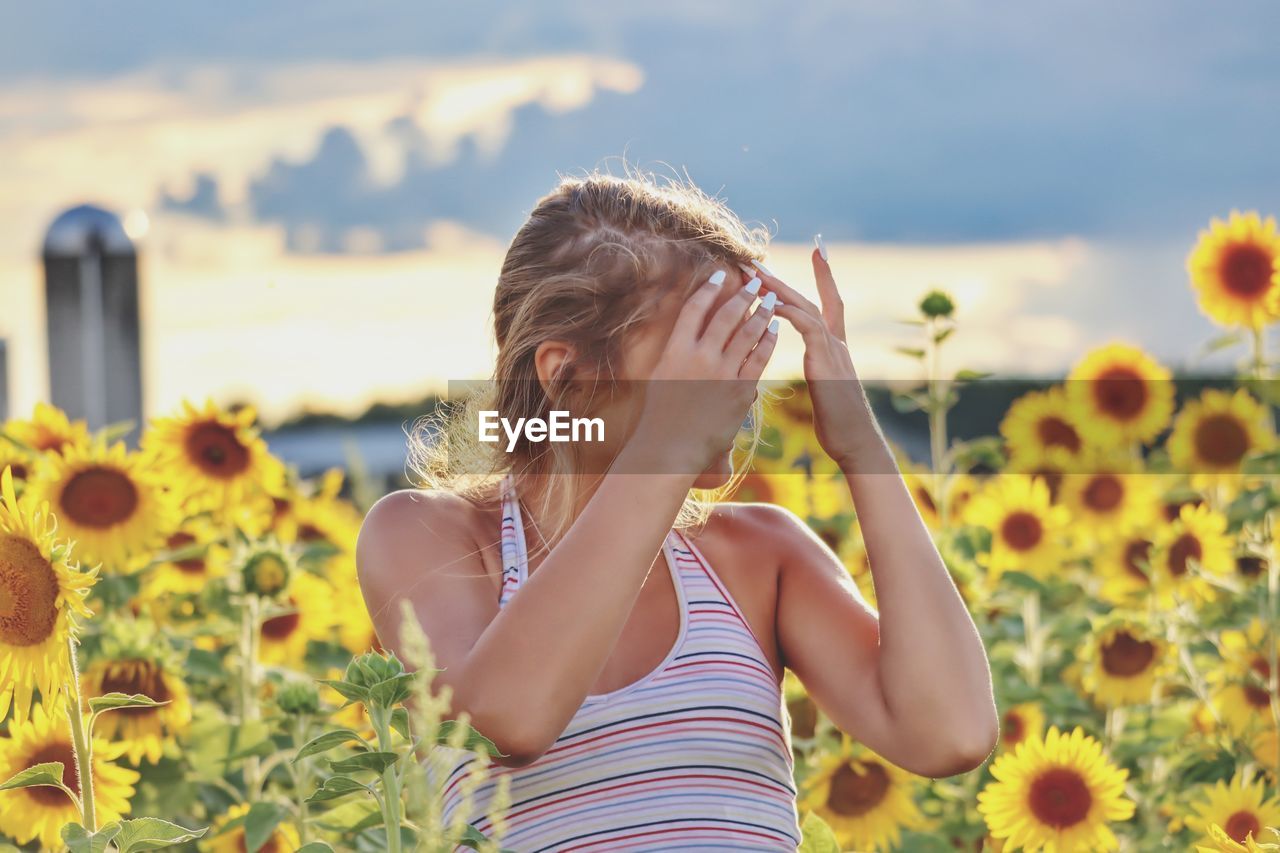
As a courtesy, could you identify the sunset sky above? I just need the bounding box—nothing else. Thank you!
[3,2,1278,426]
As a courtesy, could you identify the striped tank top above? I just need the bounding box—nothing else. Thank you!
[428,477,803,851]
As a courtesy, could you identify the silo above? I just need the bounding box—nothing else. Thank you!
[41,204,144,447]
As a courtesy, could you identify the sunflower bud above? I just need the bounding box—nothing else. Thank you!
[276,680,321,715]
[242,551,291,596]
[919,289,955,319]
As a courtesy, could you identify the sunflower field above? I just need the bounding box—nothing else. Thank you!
[1,210,1279,852]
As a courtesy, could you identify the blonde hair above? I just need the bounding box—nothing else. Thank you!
[406,159,773,551]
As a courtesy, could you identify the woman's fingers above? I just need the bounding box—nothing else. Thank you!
[811,242,847,341]
[739,316,780,381]
[700,275,761,352]
[724,291,777,366]
[671,268,730,345]
[773,301,827,341]
[741,260,823,321]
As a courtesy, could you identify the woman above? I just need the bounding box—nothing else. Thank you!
[356,168,999,851]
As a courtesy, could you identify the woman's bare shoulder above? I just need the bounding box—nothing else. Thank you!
[356,487,498,589]
[698,500,815,554]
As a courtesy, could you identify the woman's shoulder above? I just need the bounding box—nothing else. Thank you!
[356,487,499,584]
[698,500,813,549]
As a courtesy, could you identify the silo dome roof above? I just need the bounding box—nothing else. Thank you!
[42,204,135,257]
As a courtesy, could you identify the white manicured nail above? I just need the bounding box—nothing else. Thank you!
[814,234,828,262]
[745,277,762,296]
[737,262,756,278]
[760,291,778,311]
[709,269,726,285]
[751,258,776,277]
[767,318,779,334]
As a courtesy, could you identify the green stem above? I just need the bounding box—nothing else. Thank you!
[289,715,312,843]
[240,593,262,796]
[64,635,96,832]
[926,317,951,527]
[1023,588,1042,690]
[371,705,403,853]
[1266,511,1280,773]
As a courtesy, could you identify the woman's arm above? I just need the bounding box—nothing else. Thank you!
[752,250,999,778]
[357,269,779,766]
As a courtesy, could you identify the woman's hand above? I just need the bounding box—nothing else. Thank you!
[628,268,780,474]
[743,248,881,470]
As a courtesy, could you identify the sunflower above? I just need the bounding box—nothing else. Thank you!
[782,669,821,741]
[963,475,1072,583]
[729,468,810,518]
[902,467,942,530]
[0,439,36,485]
[836,525,878,608]
[1094,526,1159,606]
[997,702,1046,752]
[797,735,927,851]
[1167,387,1275,491]
[2,401,92,456]
[258,569,340,668]
[202,801,301,852]
[1196,821,1280,852]
[1187,210,1280,329]
[0,465,98,724]
[1004,445,1077,506]
[25,438,180,574]
[142,514,232,598]
[944,471,983,524]
[0,699,140,850]
[1000,386,1088,468]
[82,651,193,765]
[1186,769,1280,849]
[140,397,286,518]
[1078,615,1174,708]
[1148,502,1235,607]
[326,552,381,656]
[1210,618,1280,738]
[977,725,1135,852]
[766,380,826,463]
[1066,343,1175,448]
[1057,447,1162,545]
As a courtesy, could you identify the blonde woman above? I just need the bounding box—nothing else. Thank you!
[356,166,998,850]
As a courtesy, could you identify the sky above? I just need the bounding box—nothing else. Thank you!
[2,1,1278,426]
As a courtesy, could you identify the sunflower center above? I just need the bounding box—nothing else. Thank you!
[1220,242,1275,299]
[1225,809,1262,844]
[26,741,78,805]
[7,462,28,480]
[1028,766,1092,828]
[1167,533,1202,577]
[1237,556,1266,577]
[101,659,171,717]
[1030,470,1063,502]
[60,466,139,529]
[1001,710,1025,745]
[261,596,301,640]
[787,694,818,740]
[1123,539,1153,582]
[1100,630,1156,677]
[166,532,206,575]
[185,422,251,479]
[1001,511,1044,552]
[1091,368,1148,421]
[825,761,890,817]
[1083,474,1124,513]
[1193,414,1250,468]
[914,485,937,514]
[297,523,328,544]
[249,555,288,595]
[1246,657,1273,708]
[1037,417,1082,453]
[0,534,60,647]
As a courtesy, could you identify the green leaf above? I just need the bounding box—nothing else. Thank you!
[89,692,169,714]
[435,720,505,757]
[894,346,926,360]
[296,844,335,853]
[305,775,370,804]
[368,672,415,708]
[243,802,284,853]
[933,326,955,344]
[294,728,367,762]
[113,817,208,852]
[0,762,75,804]
[62,822,121,853]
[953,368,993,382]
[310,797,380,831]
[317,678,369,704]
[389,707,411,740]
[797,810,840,853]
[889,391,926,413]
[329,751,400,775]
[456,823,498,850]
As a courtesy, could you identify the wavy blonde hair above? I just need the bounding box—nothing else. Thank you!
[405,160,774,551]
